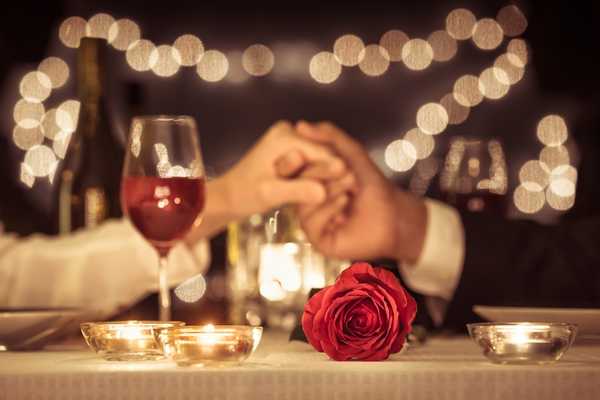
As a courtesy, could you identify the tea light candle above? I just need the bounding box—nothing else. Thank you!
[468,322,577,365]
[156,324,262,366]
[81,321,184,361]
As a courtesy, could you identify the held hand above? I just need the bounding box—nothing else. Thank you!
[190,120,350,241]
[294,121,427,264]
[220,120,347,218]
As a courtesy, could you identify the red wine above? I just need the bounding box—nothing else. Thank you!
[121,176,205,255]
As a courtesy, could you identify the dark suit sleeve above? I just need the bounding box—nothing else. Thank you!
[442,212,600,331]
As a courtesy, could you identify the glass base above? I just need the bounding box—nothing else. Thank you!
[99,351,165,362]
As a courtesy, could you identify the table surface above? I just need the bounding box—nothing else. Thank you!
[1,333,599,400]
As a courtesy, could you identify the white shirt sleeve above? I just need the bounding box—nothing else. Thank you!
[0,219,210,318]
[399,198,465,324]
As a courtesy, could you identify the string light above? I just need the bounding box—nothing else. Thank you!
[333,34,365,67]
[38,57,69,89]
[242,44,275,77]
[85,13,115,39]
[59,16,87,48]
[478,67,510,100]
[150,45,181,77]
[126,39,158,72]
[401,39,434,71]
[416,103,448,135]
[196,50,229,82]
[173,34,204,66]
[446,9,477,40]
[472,18,504,50]
[385,140,417,172]
[358,45,390,77]
[440,93,469,125]
[496,5,528,37]
[379,30,409,62]
[19,71,52,103]
[427,30,457,62]
[309,51,341,84]
[537,115,568,147]
[108,19,141,51]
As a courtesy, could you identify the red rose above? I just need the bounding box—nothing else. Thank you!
[302,262,417,361]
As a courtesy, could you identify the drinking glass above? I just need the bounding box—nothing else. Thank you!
[121,116,206,321]
[439,137,508,214]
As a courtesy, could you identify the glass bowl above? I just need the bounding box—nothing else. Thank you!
[155,325,263,366]
[80,320,184,361]
[467,322,578,365]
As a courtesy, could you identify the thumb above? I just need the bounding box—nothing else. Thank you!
[258,178,327,208]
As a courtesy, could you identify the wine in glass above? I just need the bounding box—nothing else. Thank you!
[121,116,206,321]
[439,137,508,214]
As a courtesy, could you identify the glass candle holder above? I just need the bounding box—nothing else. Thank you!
[467,322,578,364]
[81,320,184,361]
[155,324,263,366]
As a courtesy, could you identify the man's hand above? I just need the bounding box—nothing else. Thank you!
[294,121,428,264]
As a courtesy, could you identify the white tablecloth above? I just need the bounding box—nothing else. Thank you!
[1,333,599,400]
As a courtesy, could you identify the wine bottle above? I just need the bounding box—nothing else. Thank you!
[57,37,124,234]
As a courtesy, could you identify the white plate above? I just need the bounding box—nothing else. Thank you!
[473,306,600,335]
[0,308,84,350]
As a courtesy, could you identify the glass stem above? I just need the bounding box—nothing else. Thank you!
[158,256,171,321]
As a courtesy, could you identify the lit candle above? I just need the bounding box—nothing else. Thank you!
[81,320,183,361]
[156,325,262,366]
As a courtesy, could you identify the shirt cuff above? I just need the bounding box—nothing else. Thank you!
[399,198,465,301]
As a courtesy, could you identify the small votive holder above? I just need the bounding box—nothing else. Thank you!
[155,324,263,366]
[467,322,578,365]
[81,321,184,361]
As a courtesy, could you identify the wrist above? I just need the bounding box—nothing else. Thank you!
[391,189,427,265]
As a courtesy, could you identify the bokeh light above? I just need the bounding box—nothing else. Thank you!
[242,44,275,76]
[24,145,57,177]
[537,115,568,147]
[472,18,504,50]
[108,19,141,51]
[416,103,448,135]
[358,45,390,77]
[196,50,229,82]
[173,34,204,66]
[494,54,525,85]
[85,13,115,39]
[507,38,528,67]
[379,30,409,62]
[53,131,72,159]
[59,16,87,48]
[549,177,576,197]
[151,45,181,77]
[309,51,342,84]
[20,163,35,188]
[440,93,470,125]
[401,39,434,71]
[453,75,484,107]
[385,139,417,172]
[539,145,570,170]
[38,57,69,89]
[446,9,477,40]
[19,71,52,103]
[514,183,545,214]
[496,5,528,37]
[427,30,457,62]
[478,67,510,100]
[546,187,575,211]
[126,39,158,72]
[550,164,577,183]
[540,146,571,171]
[14,99,45,129]
[404,128,435,159]
[174,274,206,303]
[333,34,365,67]
[40,109,61,139]
[519,160,550,189]
[13,126,44,151]
[56,99,81,133]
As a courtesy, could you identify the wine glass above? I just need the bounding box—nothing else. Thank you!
[121,116,206,321]
[439,137,508,215]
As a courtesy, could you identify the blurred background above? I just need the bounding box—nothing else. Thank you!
[1,0,598,325]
